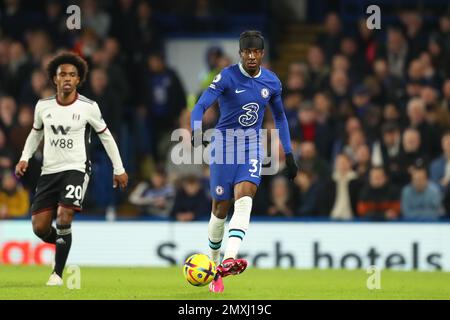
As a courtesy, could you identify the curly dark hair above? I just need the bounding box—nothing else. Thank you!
[46,52,89,87]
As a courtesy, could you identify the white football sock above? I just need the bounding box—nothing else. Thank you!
[224,196,252,260]
[208,212,226,266]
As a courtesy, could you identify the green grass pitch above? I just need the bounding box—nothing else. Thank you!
[0,265,449,300]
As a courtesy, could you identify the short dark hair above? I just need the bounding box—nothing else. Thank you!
[46,52,88,87]
[239,30,264,51]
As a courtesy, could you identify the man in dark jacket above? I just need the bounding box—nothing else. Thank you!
[357,166,401,221]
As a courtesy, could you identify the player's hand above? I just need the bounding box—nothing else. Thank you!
[113,172,128,190]
[15,161,28,178]
[284,153,298,181]
[191,130,209,147]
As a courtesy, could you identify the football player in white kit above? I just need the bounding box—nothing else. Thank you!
[15,52,128,286]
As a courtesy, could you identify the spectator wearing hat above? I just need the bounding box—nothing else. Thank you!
[401,163,442,220]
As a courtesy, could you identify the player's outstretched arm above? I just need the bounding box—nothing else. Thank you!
[15,128,44,178]
[190,72,225,147]
[269,88,298,180]
[89,102,128,189]
[97,128,128,190]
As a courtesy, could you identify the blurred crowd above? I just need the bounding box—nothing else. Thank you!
[1,1,450,221]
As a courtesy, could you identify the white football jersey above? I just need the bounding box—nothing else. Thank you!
[33,94,107,175]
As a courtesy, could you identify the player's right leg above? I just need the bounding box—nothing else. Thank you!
[208,163,234,293]
[32,209,57,244]
[30,173,62,286]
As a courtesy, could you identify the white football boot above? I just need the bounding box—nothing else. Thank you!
[46,272,63,286]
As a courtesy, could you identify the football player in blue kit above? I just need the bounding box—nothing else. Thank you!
[190,30,298,293]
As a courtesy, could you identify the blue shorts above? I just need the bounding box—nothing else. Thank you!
[210,160,262,200]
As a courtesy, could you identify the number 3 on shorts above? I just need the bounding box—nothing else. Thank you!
[65,184,82,200]
[249,159,261,178]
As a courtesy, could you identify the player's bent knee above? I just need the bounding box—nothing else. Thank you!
[32,222,50,238]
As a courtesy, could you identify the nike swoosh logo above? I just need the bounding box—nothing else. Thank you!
[235,89,246,93]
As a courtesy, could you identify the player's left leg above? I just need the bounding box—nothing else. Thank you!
[52,205,75,279]
[218,181,257,277]
[49,170,88,282]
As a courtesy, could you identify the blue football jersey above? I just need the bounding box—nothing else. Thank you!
[209,63,281,131]
[190,62,293,200]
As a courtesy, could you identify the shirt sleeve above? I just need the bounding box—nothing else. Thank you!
[190,70,228,131]
[32,102,43,130]
[269,80,293,154]
[87,102,108,133]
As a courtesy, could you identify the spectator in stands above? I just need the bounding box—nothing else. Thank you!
[327,68,351,115]
[430,130,450,192]
[129,166,175,218]
[133,0,163,56]
[138,52,187,161]
[401,161,442,220]
[81,0,111,39]
[438,14,450,54]
[375,122,402,175]
[317,153,360,219]
[198,46,224,93]
[91,40,130,104]
[371,59,404,106]
[297,141,330,180]
[377,26,412,78]
[400,11,428,58]
[85,68,121,136]
[8,106,33,161]
[170,174,210,221]
[396,127,427,186]
[351,84,381,141]
[407,97,440,157]
[342,129,367,165]
[293,171,319,216]
[427,35,450,79]
[0,128,14,171]
[42,0,70,47]
[340,36,365,81]
[0,96,17,137]
[19,68,49,106]
[305,46,329,92]
[4,41,32,99]
[354,144,371,180]
[357,166,401,221]
[382,103,404,126]
[291,101,317,142]
[286,65,311,98]
[442,79,450,110]
[356,18,377,68]
[316,12,343,63]
[0,170,30,219]
[283,90,302,129]
[266,175,296,217]
[313,92,336,161]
